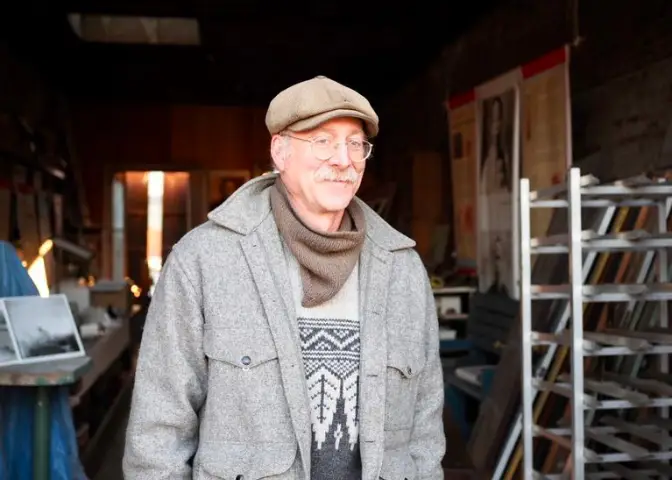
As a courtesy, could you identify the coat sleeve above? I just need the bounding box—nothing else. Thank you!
[409,252,446,479]
[123,249,207,479]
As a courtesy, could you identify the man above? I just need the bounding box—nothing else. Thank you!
[123,75,445,480]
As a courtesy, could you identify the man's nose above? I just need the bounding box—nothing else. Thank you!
[327,143,350,168]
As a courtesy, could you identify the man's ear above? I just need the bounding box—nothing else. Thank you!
[270,135,288,172]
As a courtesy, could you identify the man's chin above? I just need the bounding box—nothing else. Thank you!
[317,194,354,213]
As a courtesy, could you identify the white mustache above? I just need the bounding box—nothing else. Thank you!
[314,168,359,183]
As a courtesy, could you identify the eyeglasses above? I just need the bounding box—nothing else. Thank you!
[284,134,373,163]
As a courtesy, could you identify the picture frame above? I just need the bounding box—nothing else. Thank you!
[0,294,86,367]
[207,169,251,211]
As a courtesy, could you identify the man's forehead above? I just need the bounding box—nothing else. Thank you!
[308,118,366,136]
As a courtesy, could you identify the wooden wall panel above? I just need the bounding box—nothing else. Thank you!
[161,171,189,261]
[248,108,273,174]
[72,104,171,226]
[71,103,270,228]
[172,105,252,169]
[412,151,444,261]
[124,171,149,292]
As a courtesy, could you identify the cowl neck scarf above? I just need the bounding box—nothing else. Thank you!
[270,178,366,307]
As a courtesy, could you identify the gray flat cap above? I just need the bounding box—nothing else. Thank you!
[265,75,379,137]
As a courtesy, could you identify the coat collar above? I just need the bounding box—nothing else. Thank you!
[207,173,415,252]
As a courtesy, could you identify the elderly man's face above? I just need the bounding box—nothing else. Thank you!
[272,117,366,215]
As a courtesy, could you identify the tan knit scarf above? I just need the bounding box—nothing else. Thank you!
[270,178,366,308]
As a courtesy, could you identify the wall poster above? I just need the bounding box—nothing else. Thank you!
[446,46,572,300]
[475,70,522,298]
[446,93,478,267]
[521,46,572,238]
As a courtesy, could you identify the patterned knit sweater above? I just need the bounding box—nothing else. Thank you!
[284,244,362,480]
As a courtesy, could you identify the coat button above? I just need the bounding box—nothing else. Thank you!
[236,476,244,480]
[407,366,413,375]
[241,356,251,366]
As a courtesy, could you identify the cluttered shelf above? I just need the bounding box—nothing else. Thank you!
[71,311,134,407]
[0,239,142,480]
[0,307,137,478]
[74,307,139,475]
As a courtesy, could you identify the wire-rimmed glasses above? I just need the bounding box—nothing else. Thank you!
[284,134,373,163]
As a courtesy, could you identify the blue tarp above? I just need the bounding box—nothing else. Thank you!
[0,241,87,480]
[0,240,39,298]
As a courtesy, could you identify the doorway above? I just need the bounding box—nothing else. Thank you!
[111,170,190,297]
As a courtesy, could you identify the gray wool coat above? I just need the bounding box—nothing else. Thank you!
[123,173,446,480]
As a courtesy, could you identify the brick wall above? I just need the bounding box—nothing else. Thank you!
[378,0,672,186]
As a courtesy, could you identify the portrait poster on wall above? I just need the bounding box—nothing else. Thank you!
[445,46,571,301]
[447,94,478,267]
[475,70,522,299]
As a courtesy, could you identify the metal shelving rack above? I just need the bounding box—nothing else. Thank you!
[519,167,672,479]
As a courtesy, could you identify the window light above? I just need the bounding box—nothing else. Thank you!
[67,13,201,46]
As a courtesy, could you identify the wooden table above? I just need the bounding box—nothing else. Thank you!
[0,356,92,480]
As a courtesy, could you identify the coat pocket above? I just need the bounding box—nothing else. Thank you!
[384,340,426,431]
[204,325,279,369]
[195,441,298,480]
[201,326,295,444]
[378,448,417,480]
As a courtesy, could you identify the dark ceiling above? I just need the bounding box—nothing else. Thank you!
[1,0,499,107]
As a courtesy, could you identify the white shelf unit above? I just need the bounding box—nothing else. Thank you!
[517,167,672,479]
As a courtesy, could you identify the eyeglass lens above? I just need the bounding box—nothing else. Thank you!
[312,138,372,162]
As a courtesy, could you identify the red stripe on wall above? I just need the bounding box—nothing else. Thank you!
[522,46,567,79]
[447,90,476,110]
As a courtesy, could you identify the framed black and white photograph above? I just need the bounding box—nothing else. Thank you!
[0,294,85,366]
[0,309,19,366]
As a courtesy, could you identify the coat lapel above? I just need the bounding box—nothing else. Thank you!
[240,216,311,479]
[358,239,392,480]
